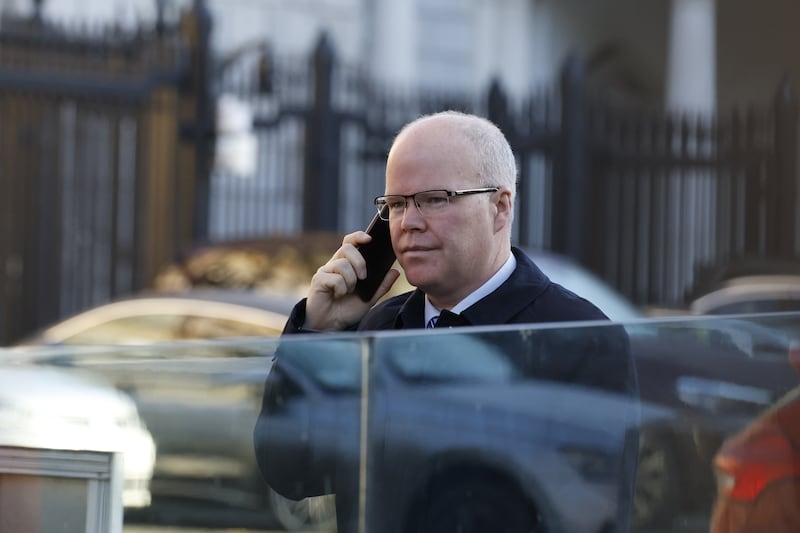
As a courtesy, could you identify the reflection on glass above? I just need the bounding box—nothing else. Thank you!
[385,334,519,383]
[710,344,800,533]
[0,364,156,511]
[626,314,800,530]
[4,313,800,533]
[364,328,639,533]
[255,324,639,533]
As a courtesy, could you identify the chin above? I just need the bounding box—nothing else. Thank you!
[403,268,438,292]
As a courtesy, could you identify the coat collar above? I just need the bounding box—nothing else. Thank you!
[393,247,551,329]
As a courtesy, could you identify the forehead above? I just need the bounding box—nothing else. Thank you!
[385,120,479,193]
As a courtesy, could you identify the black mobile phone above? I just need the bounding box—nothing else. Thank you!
[355,207,396,302]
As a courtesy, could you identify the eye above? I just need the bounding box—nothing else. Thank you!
[387,197,406,211]
[420,192,449,209]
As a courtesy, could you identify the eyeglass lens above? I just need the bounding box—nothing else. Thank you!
[378,191,450,219]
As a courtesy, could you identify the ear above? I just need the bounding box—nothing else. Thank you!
[493,188,513,233]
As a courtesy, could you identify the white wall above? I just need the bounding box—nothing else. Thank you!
[18,0,364,62]
[207,0,363,61]
[532,0,669,106]
[417,0,475,91]
[35,0,157,27]
[10,0,800,109]
[472,0,535,98]
[718,0,800,109]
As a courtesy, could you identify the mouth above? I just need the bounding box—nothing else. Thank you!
[401,246,435,254]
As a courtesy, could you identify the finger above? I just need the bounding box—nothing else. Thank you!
[339,245,369,280]
[326,257,360,289]
[369,268,401,305]
[311,270,352,299]
[342,231,371,248]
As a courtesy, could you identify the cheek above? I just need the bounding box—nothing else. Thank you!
[389,223,402,248]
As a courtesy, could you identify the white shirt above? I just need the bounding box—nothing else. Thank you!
[424,252,517,327]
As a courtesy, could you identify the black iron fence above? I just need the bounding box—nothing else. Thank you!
[583,80,798,304]
[0,2,214,344]
[1,5,798,344]
[213,37,800,309]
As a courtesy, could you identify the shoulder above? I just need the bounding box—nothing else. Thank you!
[536,283,609,321]
[509,249,608,322]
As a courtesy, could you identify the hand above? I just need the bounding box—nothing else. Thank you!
[304,231,400,331]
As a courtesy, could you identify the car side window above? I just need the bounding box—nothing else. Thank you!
[63,315,185,344]
[711,300,800,315]
[61,314,283,344]
[178,315,282,339]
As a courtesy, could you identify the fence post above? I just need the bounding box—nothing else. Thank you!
[487,79,529,242]
[770,78,799,257]
[303,32,340,232]
[553,55,589,263]
[182,0,215,243]
[487,78,511,135]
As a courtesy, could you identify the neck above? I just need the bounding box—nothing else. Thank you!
[427,246,512,310]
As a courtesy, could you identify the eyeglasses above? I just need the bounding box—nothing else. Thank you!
[374,188,499,221]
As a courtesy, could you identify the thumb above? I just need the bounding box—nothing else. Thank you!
[369,269,401,305]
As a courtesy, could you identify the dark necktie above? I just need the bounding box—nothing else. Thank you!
[433,309,470,328]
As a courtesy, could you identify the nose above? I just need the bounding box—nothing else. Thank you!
[399,199,426,230]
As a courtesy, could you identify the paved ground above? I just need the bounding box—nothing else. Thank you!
[122,525,276,533]
[122,499,709,533]
[123,499,285,533]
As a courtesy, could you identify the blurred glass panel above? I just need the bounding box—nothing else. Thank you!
[1,312,799,532]
[365,324,638,533]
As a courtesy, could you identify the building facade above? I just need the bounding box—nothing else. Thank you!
[7,0,798,112]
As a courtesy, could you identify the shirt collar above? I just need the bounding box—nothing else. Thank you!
[424,252,517,325]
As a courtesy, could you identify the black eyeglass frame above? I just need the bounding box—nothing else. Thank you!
[373,187,499,220]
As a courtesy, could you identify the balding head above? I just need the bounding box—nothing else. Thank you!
[384,111,516,308]
[392,111,518,211]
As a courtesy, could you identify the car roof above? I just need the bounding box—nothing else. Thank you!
[690,275,800,315]
[130,288,300,311]
[24,289,296,345]
[25,251,643,346]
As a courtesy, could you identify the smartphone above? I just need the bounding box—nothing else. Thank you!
[355,206,396,302]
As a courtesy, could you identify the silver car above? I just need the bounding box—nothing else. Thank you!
[0,362,156,509]
[14,289,326,530]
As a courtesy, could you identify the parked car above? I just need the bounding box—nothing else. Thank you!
[13,289,327,531]
[20,253,796,530]
[257,331,648,533]
[710,344,800,532]
[628,315,800,528]
[254,314,800,532]
[18,289,295,345]
[11,250,641,528]
[0,362,156,509]
[689,256,800,315]
[527,251,800,527]
[690,274,800,315]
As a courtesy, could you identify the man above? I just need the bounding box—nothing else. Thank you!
[285,110,609,333]
[255,111,636,532]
